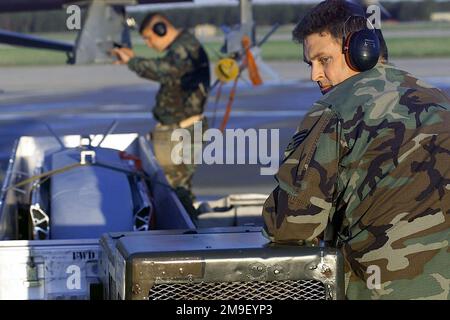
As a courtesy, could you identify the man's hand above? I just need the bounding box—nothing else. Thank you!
[111,48,135,64]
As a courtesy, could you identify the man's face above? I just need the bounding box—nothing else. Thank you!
[141,22,166,52]
[303,32,359,94]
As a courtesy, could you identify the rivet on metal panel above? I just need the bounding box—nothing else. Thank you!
[248,263,266,280]
[320,265,333,277]
[272,264,284,276]
[132,283,141,295]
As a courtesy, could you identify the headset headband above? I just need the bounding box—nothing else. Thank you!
[345,1,366,17]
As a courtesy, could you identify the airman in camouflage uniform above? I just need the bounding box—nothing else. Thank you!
[127,30,210,128]
[263,0,450,300]
[115,13,210,205]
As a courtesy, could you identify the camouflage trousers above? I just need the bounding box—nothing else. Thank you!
[151,117,207,202]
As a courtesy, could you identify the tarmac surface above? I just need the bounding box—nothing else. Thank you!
[1,59,449,200]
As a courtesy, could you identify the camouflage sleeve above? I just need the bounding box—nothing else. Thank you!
[263,102,346,243]
[128,46,194,83]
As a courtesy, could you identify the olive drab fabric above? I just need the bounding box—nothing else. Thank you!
[128,30,210,125]
[152,119,207,200]
[263,62,450,300]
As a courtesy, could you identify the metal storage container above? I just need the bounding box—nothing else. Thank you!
[100,227,344,300]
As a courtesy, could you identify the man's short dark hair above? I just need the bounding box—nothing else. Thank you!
[293,0,388,61]
[139,12,169,34]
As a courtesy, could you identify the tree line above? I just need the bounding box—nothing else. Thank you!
[0,1,449,33]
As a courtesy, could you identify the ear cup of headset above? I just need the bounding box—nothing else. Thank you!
[152,22,167,37]
[344,29,380,72]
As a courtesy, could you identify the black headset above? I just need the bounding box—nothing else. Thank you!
[342,2,380,72]
[152,22,167,37]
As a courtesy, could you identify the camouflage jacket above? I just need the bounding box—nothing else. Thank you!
[128,30,210,125]
[262,63,450,300]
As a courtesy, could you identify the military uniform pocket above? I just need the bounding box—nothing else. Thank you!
[276,103,335,197]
